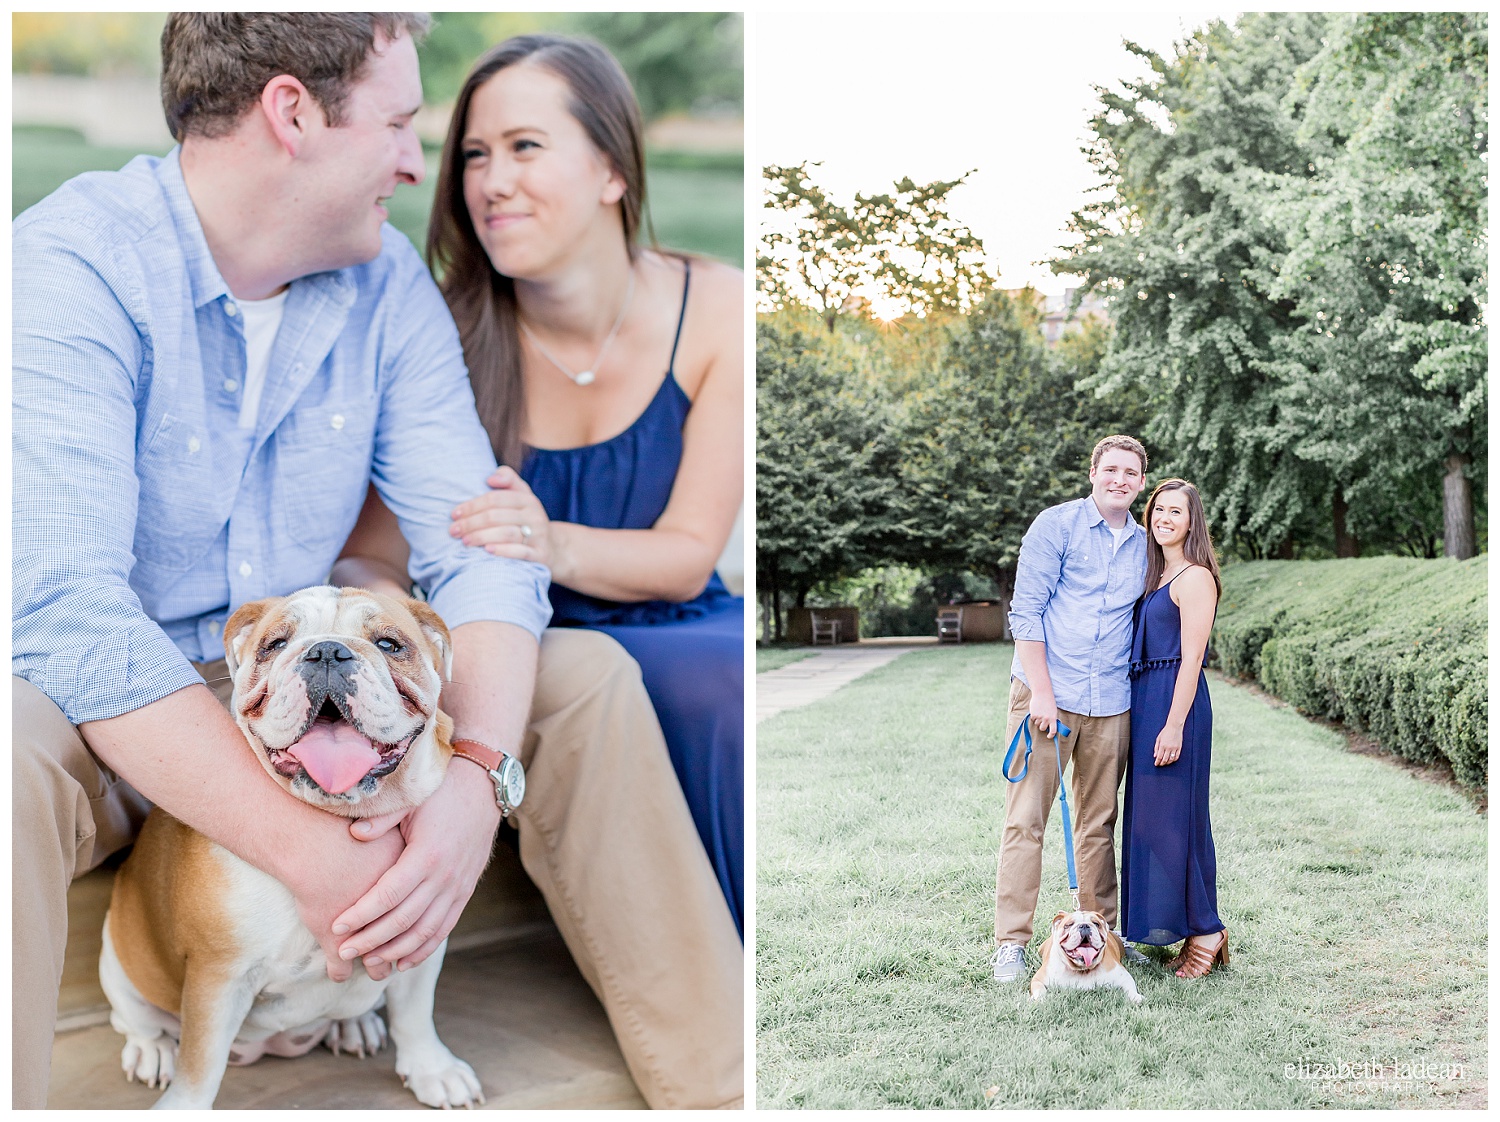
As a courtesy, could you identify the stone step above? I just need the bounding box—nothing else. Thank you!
[50,837,645,1109]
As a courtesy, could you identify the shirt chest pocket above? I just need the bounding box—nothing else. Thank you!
[133,413,223,572]
[1061,536,1109,593]
[274,406,377,552]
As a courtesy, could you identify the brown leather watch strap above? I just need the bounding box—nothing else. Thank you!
[451,737,506,773]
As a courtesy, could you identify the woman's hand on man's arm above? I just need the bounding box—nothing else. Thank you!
[450,467,556,571]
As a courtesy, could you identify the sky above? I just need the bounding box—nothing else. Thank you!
[756,11,1242,297]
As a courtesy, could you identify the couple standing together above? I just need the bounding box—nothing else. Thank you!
[992,435,1229,983]
[14,13,741,1109]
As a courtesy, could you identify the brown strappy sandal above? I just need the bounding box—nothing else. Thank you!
[1174,929,1229,979]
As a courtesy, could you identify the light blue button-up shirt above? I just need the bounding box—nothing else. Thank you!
[1007,495,1147,717]
[14,149,551,725]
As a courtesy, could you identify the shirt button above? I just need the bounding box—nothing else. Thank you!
[223,378,239,392]
[224,301,239,317]
[331,414,345,430]
[239,561,252,577]
[187,437,201,453]
[208,620,221,637]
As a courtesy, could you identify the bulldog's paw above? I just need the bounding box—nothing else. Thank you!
[1128,991,1145,1005]
[121,1032,177,1089]
[327,1010,388,1058]
[398,1044,485,1109]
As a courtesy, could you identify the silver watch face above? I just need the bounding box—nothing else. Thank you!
[495,756,525,809]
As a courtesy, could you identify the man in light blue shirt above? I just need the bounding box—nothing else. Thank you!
[990,435,1150,983]
[12,14,740,1108]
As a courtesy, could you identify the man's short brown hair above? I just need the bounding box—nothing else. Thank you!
[160,13,432,141]
[1090,434,1148,474]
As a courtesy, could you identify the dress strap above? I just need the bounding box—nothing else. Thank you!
[666,259,692,375]
[1160,563,1196,590]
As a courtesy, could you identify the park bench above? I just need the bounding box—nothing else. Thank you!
[47,837,645,1109]
[810,612,842,645]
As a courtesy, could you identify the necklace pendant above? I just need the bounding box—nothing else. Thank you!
[574,370,595,386]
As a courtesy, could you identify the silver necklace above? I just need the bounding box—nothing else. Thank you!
[518,270,636,387]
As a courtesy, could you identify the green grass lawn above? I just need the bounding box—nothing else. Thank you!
[756,644,1486,1109]
[758,647,814,674]
[13,126,742,266]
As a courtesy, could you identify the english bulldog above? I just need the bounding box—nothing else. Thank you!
[99,585,484,1109]
[1030,910,1143,1004]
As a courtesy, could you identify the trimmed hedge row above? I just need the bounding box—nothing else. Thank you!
[1213,557,1487,791]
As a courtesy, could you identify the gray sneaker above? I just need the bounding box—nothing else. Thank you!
[990,942,1028,983]
[1116,934,1149,966]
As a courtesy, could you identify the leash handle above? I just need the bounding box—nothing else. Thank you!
[1002,714,1072,784]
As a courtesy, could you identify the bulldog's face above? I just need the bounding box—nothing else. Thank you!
[1050,910,1113,974]
[224,586,454,818]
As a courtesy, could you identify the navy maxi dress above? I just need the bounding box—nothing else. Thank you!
[1120,571,1222,945]
[519,264,744,937]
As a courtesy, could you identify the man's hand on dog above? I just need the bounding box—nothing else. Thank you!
[283,829,406,983]
[334,760,502,976]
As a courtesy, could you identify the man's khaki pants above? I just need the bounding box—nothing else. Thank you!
[13,628,742,1109]
[993,677,1130,946]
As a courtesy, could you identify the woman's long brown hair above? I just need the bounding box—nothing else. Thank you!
[426,35,650,469]
[1143,478,1223,597]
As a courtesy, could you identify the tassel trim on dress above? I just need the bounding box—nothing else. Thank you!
[1129,655,1182,679]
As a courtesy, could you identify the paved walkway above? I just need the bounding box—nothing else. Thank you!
[756,640,936,722]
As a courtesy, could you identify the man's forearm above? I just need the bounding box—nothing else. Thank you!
[443,621,538,754]
[80,683,352,876]
[1015,639,1056,702]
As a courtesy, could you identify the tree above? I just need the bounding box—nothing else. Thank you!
[899,292,1150,599]
[755,314,906,639]
[1057,14,1335,558]
[1271,12,1487,558]
[758,163,991,331]
[1060,12,1487,559]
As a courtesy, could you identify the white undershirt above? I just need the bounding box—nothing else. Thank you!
[1109,523,1132,554]
[236,289,290,430]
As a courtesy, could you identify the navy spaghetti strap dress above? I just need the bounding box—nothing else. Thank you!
[520,263,744,937]
[1120,571,1222,945]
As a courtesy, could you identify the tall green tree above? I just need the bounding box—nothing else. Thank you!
[899,292,1149,598]
[1058,14,1334,558]
[1270,12,1487,558]
[758,163,990,331]
[755,314,906,639]
[1060,12,1487,559]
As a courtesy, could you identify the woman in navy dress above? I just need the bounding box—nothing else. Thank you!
[339,36,743,935]
[1120,478,1227,978]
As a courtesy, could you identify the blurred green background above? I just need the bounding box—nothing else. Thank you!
[12,11,743,264]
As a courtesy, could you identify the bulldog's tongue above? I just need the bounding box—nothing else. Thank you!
[287,721,381,794]
[1075,944,1099,967]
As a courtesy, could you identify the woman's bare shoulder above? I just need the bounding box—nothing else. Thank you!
[688,258,745,345]
[685,255,744,300]
[1176,564,1219,601]
[642,252,739,306]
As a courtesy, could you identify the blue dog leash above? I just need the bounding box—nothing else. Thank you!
[1002,715,1081,910]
